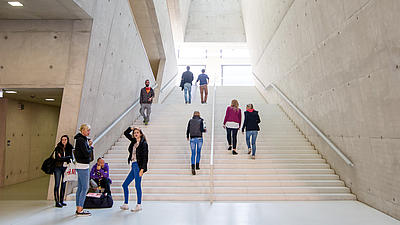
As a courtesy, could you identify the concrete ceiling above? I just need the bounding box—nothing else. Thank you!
[0,0,90,19]
[185,0,246,42]
[2,88,63,107]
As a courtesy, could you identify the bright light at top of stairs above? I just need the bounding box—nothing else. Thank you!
[8,1,23,6]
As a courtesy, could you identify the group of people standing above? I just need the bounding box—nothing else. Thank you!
[52,124,149,216]
[52,124,96,216]
[51,80,154,216]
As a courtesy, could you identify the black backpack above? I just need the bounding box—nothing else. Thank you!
[41,151,56,174]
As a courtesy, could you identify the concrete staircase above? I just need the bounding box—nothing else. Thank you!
[68,86,356,201]
[211,87,355,200]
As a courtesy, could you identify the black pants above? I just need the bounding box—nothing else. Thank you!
[94,178,111,195]
[53,166,67,203]
[226,128,239,149]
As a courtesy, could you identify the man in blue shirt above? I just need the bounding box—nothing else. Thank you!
[196,69,209,104]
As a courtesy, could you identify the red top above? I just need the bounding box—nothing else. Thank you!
[223,106,242,127]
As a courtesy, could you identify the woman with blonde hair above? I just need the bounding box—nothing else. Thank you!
[223,99,242,155]
[74,123,94,216]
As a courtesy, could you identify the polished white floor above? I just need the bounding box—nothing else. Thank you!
[0,200,399,225]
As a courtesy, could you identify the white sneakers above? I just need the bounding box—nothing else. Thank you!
[131,204,142,212]
[120,204,142,212]
[120,204,129,210]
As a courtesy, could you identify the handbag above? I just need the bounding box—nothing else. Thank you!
[64,161,78,182]
[41,151,56,174]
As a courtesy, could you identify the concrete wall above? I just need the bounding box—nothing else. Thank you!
[167,0,191,43]
[0,99,6,187]
[185,0,246,42]
[72,0,157,161]
[129,0,178,103]
[153,0,178,102]
[3,99,59,186]
[242,0,400,219]
[0,19,92,144]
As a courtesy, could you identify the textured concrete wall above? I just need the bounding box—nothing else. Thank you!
[73,0,156,160]
[242,0,400,219]
[153,0,178,102]
[129,0,178,103]
[167,0,191,43]
[0,19,91,141]
[0,99,6,187]
[185,0,246,42]
[4,99,59,186]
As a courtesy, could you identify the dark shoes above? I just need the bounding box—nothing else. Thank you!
[228,146,232,151]
[232,150,238,155]
[61,202,67,206]
[196,163,200,170]
[191,164,196,175]
[76,210,91,217]
[55,202,63,208]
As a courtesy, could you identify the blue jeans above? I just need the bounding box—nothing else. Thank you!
[190,138,203,165]
[76,168,89,207]
[184,83,192,103]
[122,162,142,204]
[246,131,258,156]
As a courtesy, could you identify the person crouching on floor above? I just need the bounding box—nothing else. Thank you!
[90,157,112,195]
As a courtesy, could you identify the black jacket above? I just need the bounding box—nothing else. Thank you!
[242,110,261,132]
[74,133,94,164]
[186,116,206,139]
[181,71,194,85]
[54,142,73,167]
[140,87,154,104]
[124,127,149,173]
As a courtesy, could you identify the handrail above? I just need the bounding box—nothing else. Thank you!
[209,82,217,203]
[252,73,354,167]
[93,83,158,145]
[160,72,178,92]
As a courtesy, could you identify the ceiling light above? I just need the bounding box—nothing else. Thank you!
[8,1,23,7]
[45,98,55,102]
[5,90,17,94]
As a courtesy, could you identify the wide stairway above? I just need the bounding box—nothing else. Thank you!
[211,87,355,200]
[68,86,355,201]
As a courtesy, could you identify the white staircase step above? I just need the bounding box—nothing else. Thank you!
[212,193,356,201]
[212,169,334,175]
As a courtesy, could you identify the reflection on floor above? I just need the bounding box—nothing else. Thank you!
[0,176,49,200]
[0,201,399,225]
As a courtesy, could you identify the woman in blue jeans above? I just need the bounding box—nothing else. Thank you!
[74,124,94,216]
[120,127,149,212]
[186,111,207,175]
[242,104,261,159]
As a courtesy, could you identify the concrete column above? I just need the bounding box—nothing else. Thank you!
[0,98,7,187]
